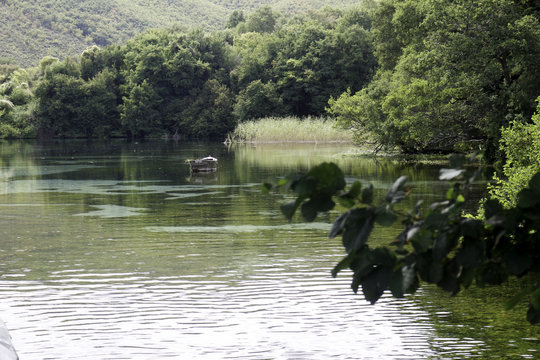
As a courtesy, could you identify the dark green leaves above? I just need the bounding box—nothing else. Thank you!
[362,267,392,304]
[279,162,345,221]
[280,199,302,221]
[375,206,398,226]
[307,162,346,195]
[341,208,375,253]
[361,184,374,204]
[338,181,362,208]
[272,162,540,325]
[301,195,335,222]
[385,176,407,204]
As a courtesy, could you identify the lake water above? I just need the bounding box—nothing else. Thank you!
[0,140,538,359]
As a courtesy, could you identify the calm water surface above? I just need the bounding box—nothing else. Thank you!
[0,140,538,359]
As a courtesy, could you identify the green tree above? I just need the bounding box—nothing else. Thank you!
[78,69,120,137]
[330,0,540,156]
[178,79,235,138]
[233,80,284,121]
[226,10,245,29]
[273,9,376,116]
[489,97,540,208]
[120,79,161,138]
[230,31,279,90]
[246,6,279,34]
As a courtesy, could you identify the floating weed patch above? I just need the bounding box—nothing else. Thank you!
[0,179,257,196]
[73,205,149,218]
[0,164,99,179]
[165,191,223,200]
[145,223,332,233]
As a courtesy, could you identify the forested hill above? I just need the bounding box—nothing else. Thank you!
[0,0,361,67]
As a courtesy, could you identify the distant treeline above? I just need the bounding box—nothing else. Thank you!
[1,0,540,161]
[0,6,376,140]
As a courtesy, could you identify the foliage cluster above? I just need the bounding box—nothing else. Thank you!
[0,65,38,138]
[1,6,376,140]
[328,0,540,159]
[270,160,540,324]
[489,97,540,208]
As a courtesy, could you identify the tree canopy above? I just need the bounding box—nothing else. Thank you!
[2,6,377,140]
[329,0,540,158]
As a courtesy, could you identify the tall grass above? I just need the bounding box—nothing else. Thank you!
[226,116,353,143]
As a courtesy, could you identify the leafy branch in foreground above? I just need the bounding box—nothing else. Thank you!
[266,159,540,324]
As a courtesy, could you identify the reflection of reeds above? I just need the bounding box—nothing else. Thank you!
[233,143,360,171]
[227,116,353,143]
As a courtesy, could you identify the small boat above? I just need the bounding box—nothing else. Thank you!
[188,156,218,173]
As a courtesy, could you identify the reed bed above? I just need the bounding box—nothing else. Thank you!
[227,116,353,143]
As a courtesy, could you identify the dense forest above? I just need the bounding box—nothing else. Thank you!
[0,0,362,67]
[1,5,377,139]
[1,0,539,164]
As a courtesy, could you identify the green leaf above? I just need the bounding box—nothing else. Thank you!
[531,288,540,310]
[338,181,362,208]
[301,195,334,222]
[456,237,484,268]
[280,198,302,221]
[432,233,457,260]
[332,254,352,278]
[446,186,457,200]
[410,229,432,253]
[389,264,417,298]
[348,181,362,198]
[361,184,373,204]
[350,249,374,293]
[301,200,318,222]
[517,189,540,208]
[329,212,349,239]
[307,162,346,194]
[375,206,397,227]
[528,172,540,195]
[341,208,375,253]
[402,265,419,294]
[527,305,540,325]
[386,176,407,204]
[389,269,404,298]
[371,247,396,267]
[424,212,447,228]
[427,261,444,284]
[460,219,483,238]
[362,266,392,304]
[294,176,317,197]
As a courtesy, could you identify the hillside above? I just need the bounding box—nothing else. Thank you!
[0,0,362,67]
